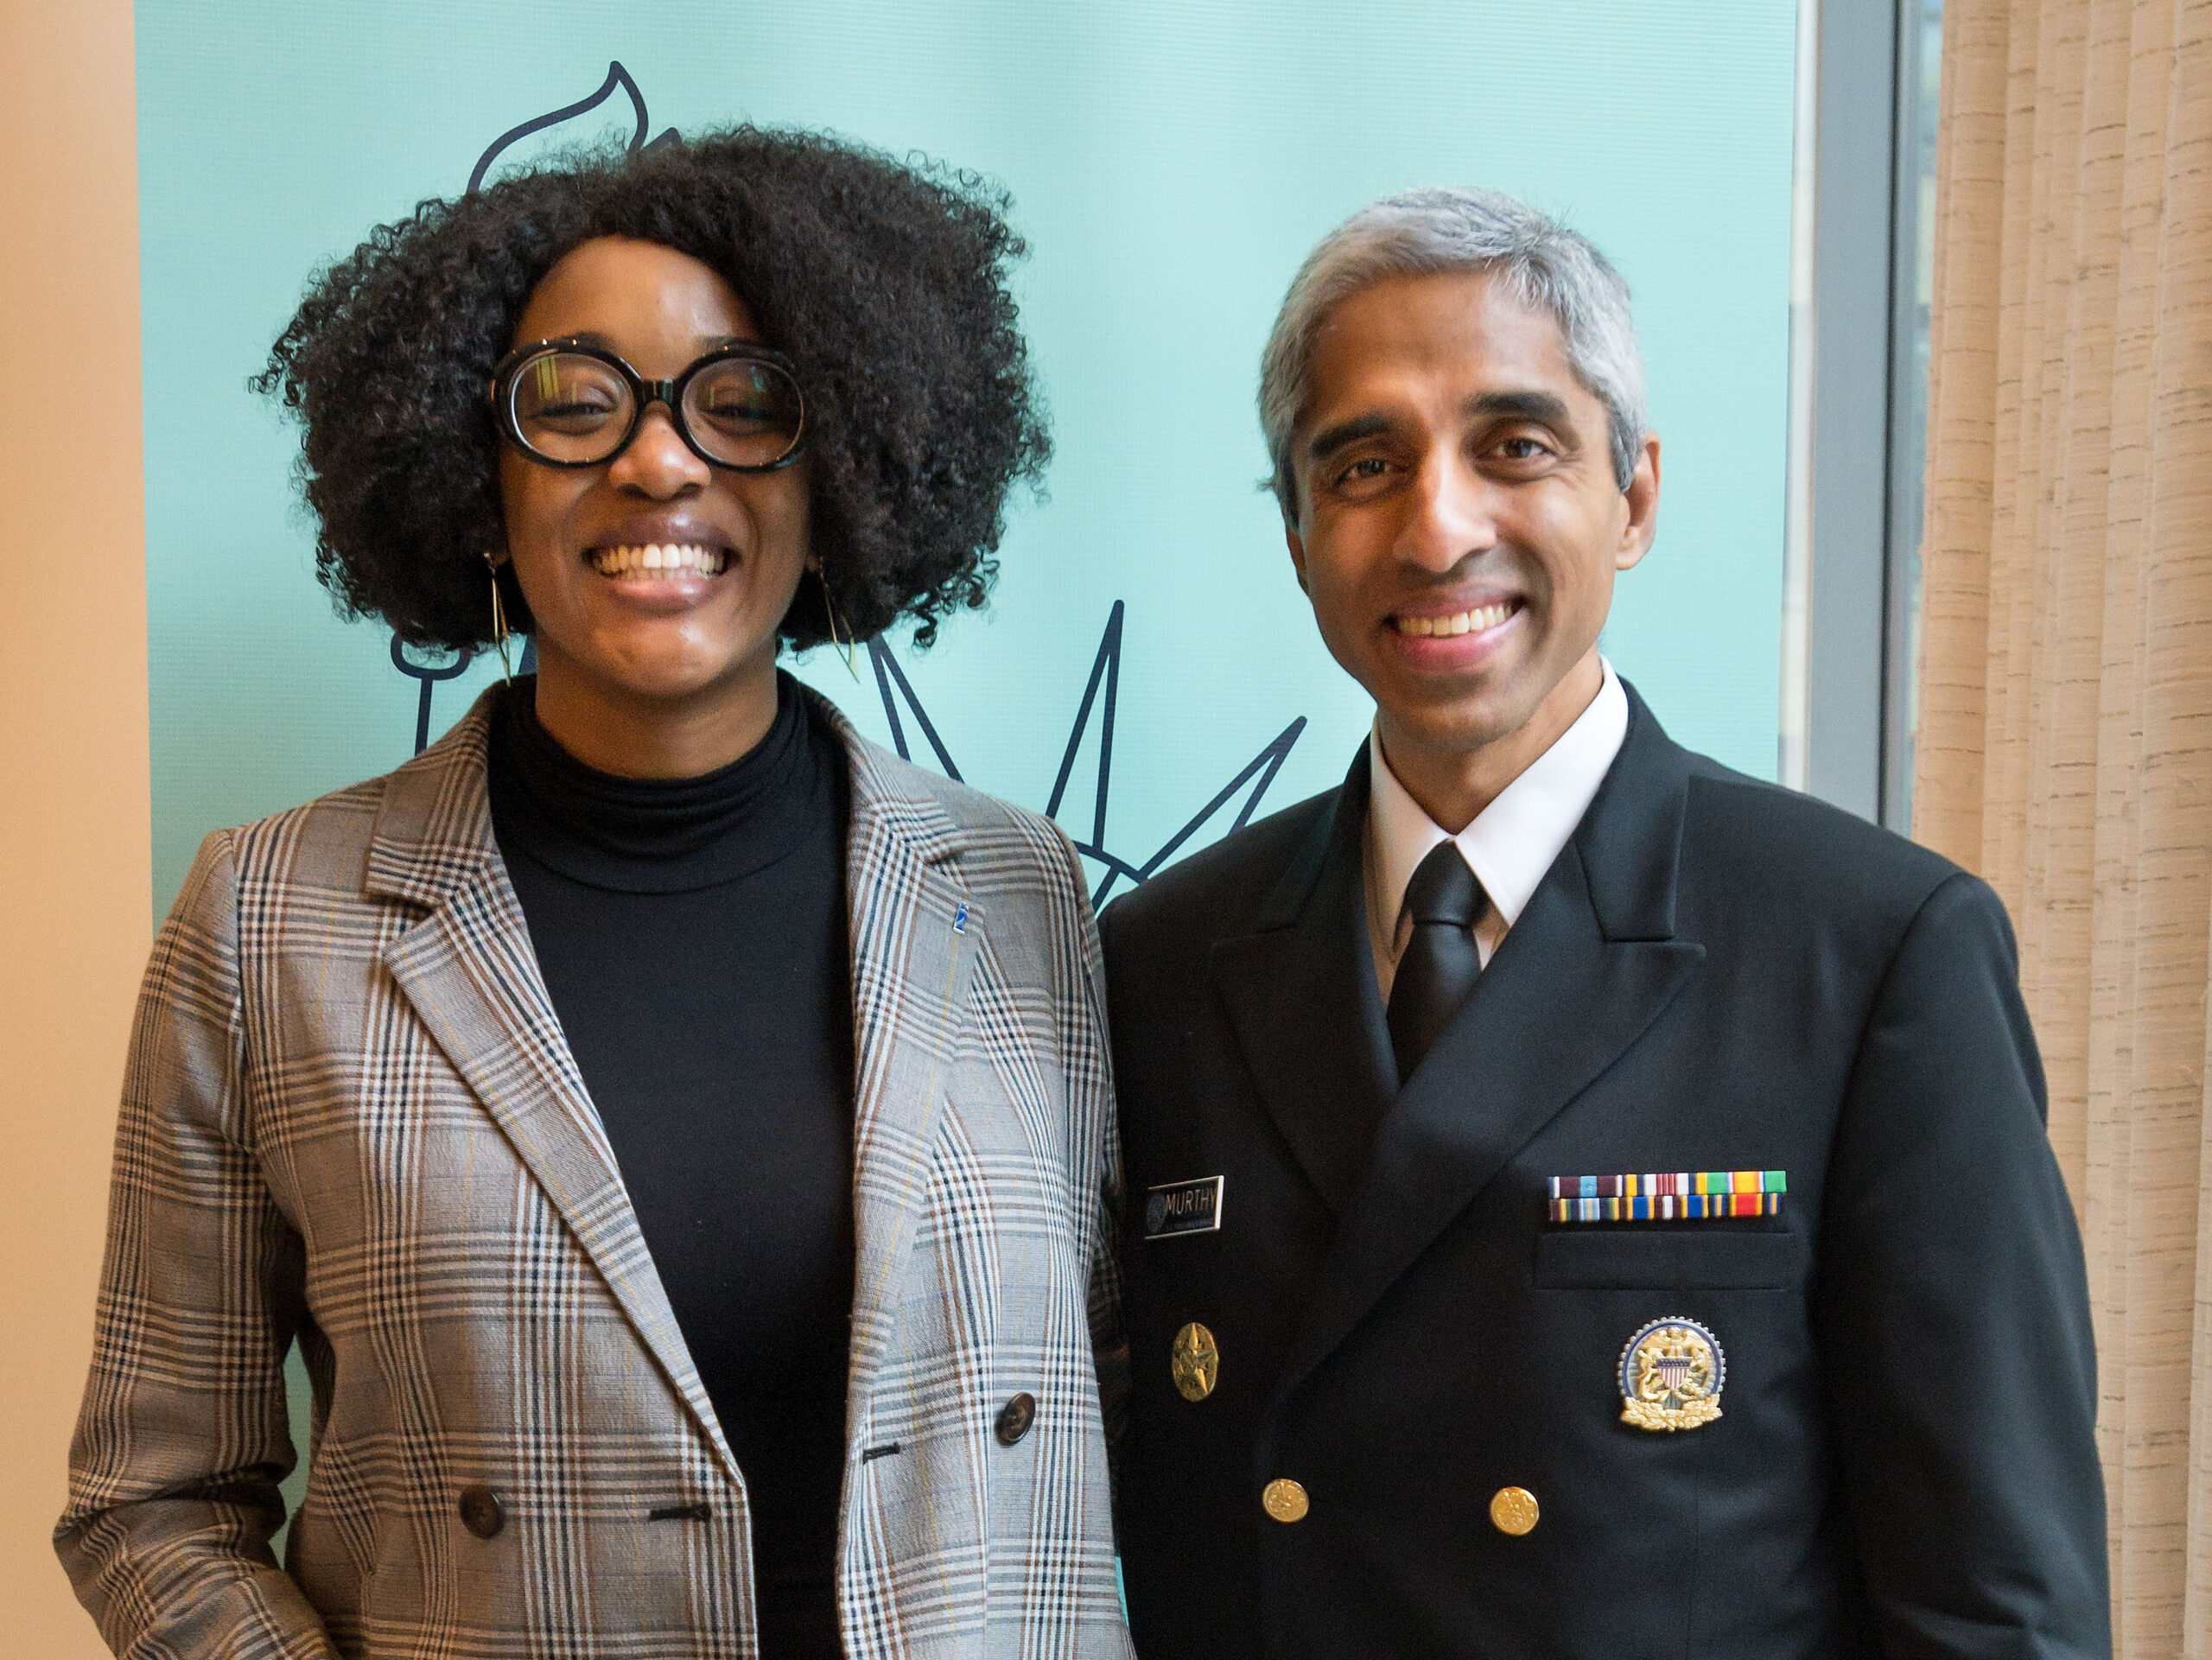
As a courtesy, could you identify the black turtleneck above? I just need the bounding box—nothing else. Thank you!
[487,671,853,1660]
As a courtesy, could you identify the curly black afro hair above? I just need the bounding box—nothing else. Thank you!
[255,127,1050,651]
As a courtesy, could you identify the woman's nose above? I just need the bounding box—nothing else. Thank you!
[609,402,710,493]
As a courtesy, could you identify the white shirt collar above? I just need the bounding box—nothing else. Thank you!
[1366,657,1628,971]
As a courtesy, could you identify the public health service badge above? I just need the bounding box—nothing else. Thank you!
[1618,1316,1726,1432]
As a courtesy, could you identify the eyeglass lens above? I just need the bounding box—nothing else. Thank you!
[507,351,803,468]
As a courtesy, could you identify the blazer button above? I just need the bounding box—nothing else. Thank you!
[995,1392,1038,1446]
[458,1485,505,1539]
[1490,1486,1539,1536]
[1262,1479,1309,1523]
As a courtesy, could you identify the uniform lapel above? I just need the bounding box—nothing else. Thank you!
[1270,690,1707,1406]
[1211,749,1397,1216]
[368,694,743,1485]
[818,707,985,1421]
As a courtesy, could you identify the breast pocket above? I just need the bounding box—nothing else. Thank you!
[1534,1228,1803,1289]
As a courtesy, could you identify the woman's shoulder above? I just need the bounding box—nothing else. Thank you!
[815,697,1086,900]
[848,727,1071,853]
[219,700,493,897]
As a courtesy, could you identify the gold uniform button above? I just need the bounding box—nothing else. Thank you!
[1490,1486,1539,1536]
[1171,1321,1219,1402]
[1262,1479,1309,1523]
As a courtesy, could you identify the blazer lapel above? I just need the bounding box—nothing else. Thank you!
[1270,690,1707,1406]
[367,694,742,1484]
[818,706,986,1421]
[1211,749,1397,1216]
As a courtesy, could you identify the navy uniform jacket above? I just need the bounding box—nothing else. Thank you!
[1100,685,2107,1659]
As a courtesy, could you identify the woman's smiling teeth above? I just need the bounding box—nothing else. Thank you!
[588,542,728,578]
[1393,601,1515,638]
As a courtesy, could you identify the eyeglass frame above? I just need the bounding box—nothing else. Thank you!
[486,336,809,473]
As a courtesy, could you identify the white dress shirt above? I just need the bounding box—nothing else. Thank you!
[1364,657,1629,1003]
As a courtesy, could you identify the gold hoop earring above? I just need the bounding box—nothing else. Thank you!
[817,566,860,682]
[485,553,515,684]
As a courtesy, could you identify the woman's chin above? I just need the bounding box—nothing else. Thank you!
[539,617,768,697]
[585,645,779,710]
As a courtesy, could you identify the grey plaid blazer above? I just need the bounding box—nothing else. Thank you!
[58,690,1134,1660]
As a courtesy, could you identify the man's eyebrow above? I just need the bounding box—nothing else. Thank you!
[1307,391,1577,462]
[1307,413,1394,462]
[1465,389,1573,427]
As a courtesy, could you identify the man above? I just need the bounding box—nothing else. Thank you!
[1101,188,2107,1657]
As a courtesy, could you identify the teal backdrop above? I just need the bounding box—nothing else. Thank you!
[137,0,1800,923]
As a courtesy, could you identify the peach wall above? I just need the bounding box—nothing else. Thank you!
[0,0,150,1650]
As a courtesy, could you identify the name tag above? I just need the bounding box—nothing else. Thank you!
[1144,1176,1224,1240]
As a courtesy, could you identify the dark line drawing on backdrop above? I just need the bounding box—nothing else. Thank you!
[391,638,474,756]
[467,60,679,195]
[868,640,963,780]
[870,604,1307,906]
[398,634,537,756]
[404,67,1306,895]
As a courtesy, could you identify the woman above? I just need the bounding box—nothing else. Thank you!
[58,130,1129,1659]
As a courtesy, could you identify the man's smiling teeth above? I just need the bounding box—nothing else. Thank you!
[1393,601,1515,638]
[588,543,727,578]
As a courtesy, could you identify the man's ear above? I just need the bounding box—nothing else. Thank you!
[1616,432,1661,572]
[1285,519,1311,596]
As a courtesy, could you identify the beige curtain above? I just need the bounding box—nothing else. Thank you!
[1916,0,2212,1650]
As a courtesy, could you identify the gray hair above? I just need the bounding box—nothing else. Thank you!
[1258,186,1647,522]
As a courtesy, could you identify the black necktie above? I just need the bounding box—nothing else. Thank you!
[1387,842,1486,1085]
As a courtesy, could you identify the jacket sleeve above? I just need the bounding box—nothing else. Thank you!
[54,829,336,1658]
[1820,871,2110,1659]
[1058,830,1129,1467]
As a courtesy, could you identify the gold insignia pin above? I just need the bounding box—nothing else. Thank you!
[1618,1315,1726,1432]
[1171,1320,1219,1402]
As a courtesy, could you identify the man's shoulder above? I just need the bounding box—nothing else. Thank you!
[1101,784,1340,957]
[1665,743,1972,924]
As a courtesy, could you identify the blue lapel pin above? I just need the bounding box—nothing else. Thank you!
[954,902,969,933]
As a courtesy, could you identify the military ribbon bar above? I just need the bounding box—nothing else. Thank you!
[1545,1170,1785,1223]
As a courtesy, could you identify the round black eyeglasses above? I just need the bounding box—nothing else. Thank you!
[488,338,806,472]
